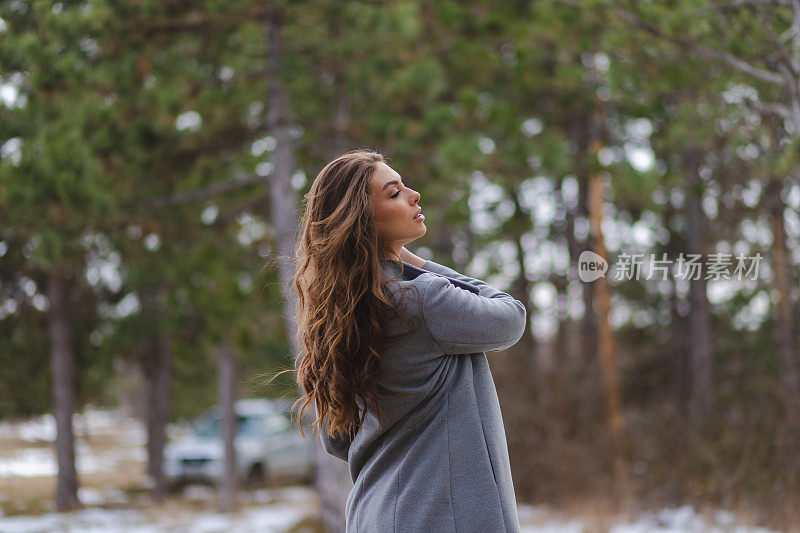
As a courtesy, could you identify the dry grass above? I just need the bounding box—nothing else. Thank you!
[0,414,147,515]
[0,409,318,523]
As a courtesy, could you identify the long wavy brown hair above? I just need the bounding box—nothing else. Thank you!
[286,149,414,442]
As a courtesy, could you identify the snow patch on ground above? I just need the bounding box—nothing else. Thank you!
[608,505,776,533]
[0,407,146,480]
[0,409,145,445]
[0,493,782,533]
[0,487,318,533]
[0,448,56,478]
[517,503,778,533]
[0,439,145,479]
[0,410,783,533]
[518,504,584,532]
[0,414,56,443]
[76,487,128,506]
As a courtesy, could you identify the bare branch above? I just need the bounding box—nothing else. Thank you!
[741,93,792,118]
[764,102,793,117]
[753,0,799,75]
[130,173,268,208]
[616,8,788,86]
[790,0,800,68]
[705,0,792,13]
[216,195,270,225]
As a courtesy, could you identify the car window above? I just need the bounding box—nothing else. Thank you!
[238,415,267,437]
[194,414,220,438]
[191,405,293,438]
[194,414,274,438]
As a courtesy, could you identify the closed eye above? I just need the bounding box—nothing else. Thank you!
[390,189,400,198]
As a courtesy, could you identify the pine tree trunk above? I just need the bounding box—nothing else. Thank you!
[551,273,572,425]
[588,165,626,469]
[332,71,351,153]
[218,342,238,512]
[492,198,540,500]
[509,192,538,378]
[766,178,800,437]
[265,18,300,343]
[48,267,80,512]
[263,5,350,532]
[683,150,713,420]
[141,308,172,503]
[546,185,572,426]
[665,208,691,419]
[587,100,628,498]
[569,112,600,430]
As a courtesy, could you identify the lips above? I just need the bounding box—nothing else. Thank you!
[413,208,424,221]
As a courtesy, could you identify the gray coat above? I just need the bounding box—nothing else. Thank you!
[317,259,527,533]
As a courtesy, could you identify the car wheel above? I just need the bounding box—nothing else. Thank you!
[245,463,269,489]
[303,464,317,485]
[166,480,184,494]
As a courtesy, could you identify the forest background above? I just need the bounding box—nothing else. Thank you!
[2,0,800,531]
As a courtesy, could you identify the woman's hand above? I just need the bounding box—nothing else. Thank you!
[400,246,426,268]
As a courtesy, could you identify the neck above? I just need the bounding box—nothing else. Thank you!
[384,245,403,263]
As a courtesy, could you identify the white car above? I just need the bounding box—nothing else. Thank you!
[164,398,314,489]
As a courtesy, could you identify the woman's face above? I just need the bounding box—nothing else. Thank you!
[370,162,426,254]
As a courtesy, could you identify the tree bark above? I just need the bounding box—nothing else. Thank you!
[141,295,172,503]
[665,208,691,419]
[48,267,80,512]
[683,150,714,420]
[218,341,239,512]
[766,178,800,437]
[547,185,573,425]
[569,111,601,430]
[332,50,352,155]
[264,3,300,347]
[587,100,628,498]
[670,287,691,419]
[263,5,351,532]
[510,200,537,376]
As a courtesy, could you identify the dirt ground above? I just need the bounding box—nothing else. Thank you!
[0,408,788,532]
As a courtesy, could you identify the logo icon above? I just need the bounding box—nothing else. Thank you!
[578,251,608,282]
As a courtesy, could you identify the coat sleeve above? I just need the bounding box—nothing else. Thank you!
[420,259,504,298]
[418,262,527,355]
[314,404,352,463]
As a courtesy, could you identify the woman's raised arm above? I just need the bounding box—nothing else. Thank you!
[419,269,527,355]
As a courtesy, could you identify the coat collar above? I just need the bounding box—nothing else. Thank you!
[381,258,410,279]
[380,258,428,281]
[381,257,481,295]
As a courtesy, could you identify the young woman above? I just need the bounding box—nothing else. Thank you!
[292,149,527,532]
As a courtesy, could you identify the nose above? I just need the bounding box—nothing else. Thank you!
[409,187,420,204]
